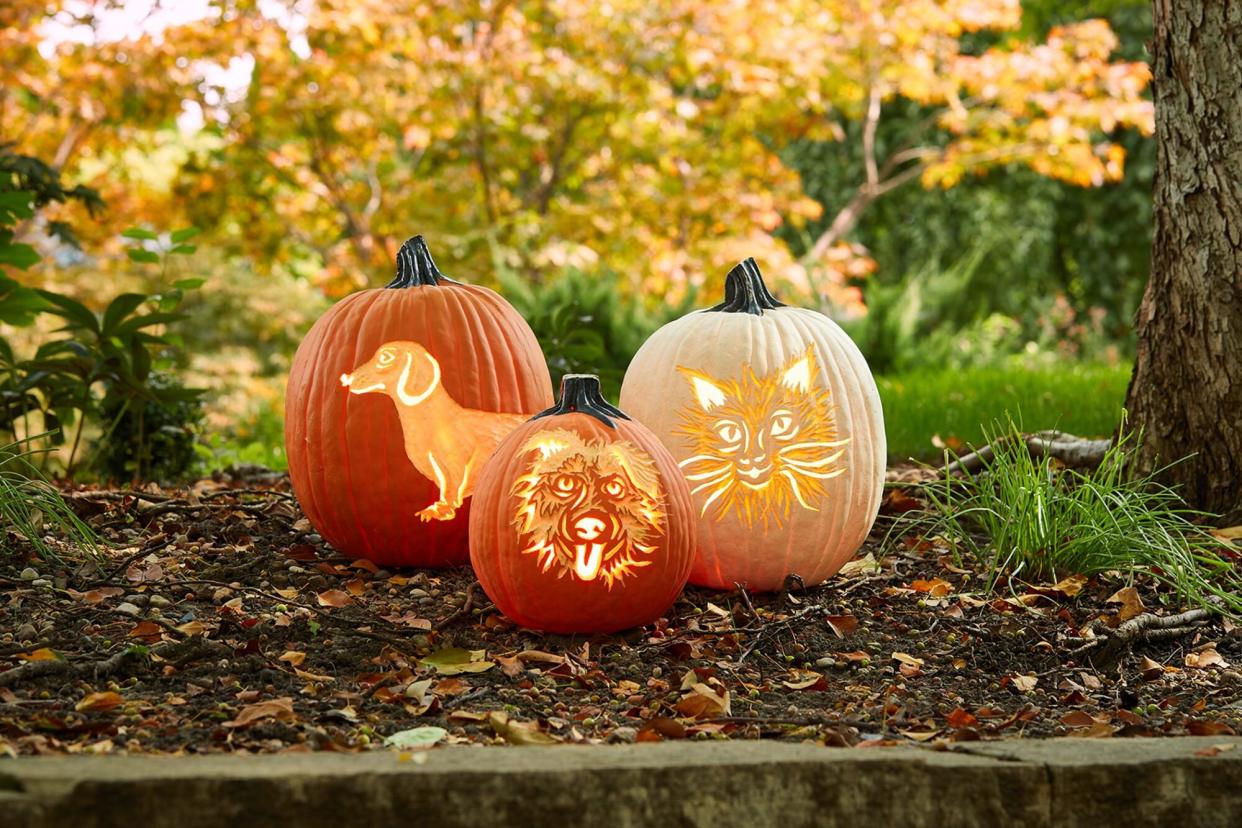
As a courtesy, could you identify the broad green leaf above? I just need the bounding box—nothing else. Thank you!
[102,293,149,335]
[121,227,159,241]
[37,291,100,334]
[170,227,201,243]
[419,648,494,675]
[126,249,160,264]
[383,726,447,749]
[0,243,40,270]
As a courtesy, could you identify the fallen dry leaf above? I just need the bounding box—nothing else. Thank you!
[676,681,731,719]
[782,670,828,691]
[911,578,952,597]
[72,587,124,605]
[892,652,924,677]
[224,697,296,728]
[1194,743,1237,757]
[1185,648,1228,669]
[825,615,859,637]
[1010,674,1039,692]
[1106,586,1146,622]
[76,691,124,712]
[316,589,352,608]
[1052,574,1088,597]
[487,711,560,745]
[839,552,881,578]
[16,648,60,662]
[278,650,307,666]
[420,648,495,675]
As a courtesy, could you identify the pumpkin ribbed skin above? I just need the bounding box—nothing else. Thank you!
[619,262,885,591]
[285,247,551,567]
[470,395,694,634]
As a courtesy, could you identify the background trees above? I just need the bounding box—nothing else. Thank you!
[0,0,1163,476]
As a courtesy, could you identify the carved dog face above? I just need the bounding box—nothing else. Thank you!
[512,429,665,588]
[340,341,441,406]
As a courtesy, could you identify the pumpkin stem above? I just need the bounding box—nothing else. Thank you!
[386,236,459,288]
[533,374,630,429]
[710,257,785,315]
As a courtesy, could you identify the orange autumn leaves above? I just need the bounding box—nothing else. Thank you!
[5,1,1150,312]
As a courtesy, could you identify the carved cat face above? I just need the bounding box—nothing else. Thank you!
[675,347,848,528]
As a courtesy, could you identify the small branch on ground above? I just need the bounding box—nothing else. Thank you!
[0,637,229,689]
[1069,608,1212,672]
[434,581,488,631]
[947,431,1113,475]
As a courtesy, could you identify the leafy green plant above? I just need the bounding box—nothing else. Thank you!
[94,371,204,482]
[0,438,98,564]
[501,268,694,391]
[31,257,204,478]
[918,418,1242,615]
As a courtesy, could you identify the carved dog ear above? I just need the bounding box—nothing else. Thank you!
[607,441,661,501]
[522,429,583,464]
[395,348,441,406]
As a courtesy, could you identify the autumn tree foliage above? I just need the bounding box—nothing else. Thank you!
[3,0,1151,311]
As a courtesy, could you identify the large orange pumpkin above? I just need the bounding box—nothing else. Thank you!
[469,375,694,633]
[619,259,886,591]
[285,236,552,567]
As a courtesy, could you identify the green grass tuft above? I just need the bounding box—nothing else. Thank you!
[0,439,99,564]
[878,363,1129,462]
[914,418,1242,616]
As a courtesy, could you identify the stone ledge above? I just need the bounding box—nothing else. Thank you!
[2,737,1239,828]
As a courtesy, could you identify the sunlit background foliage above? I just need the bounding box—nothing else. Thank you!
[1,0,1153,478]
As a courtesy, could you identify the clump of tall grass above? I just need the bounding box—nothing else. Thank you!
[919,419,1242,615]
[0,439,98,565]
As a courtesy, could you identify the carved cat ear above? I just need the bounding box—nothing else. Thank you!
[678,366,727,411]
[779,347,817,393]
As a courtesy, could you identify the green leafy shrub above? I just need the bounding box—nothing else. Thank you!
[501,268,694,392]
[1,146,204,480]
[93,371,204,482]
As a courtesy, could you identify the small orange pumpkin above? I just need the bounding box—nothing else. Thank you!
[285,236,552,567]
[469,375,694,633]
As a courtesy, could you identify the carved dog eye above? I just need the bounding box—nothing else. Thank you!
[601,478,624,498]
[553,475,577,494]
[376,349,396,367]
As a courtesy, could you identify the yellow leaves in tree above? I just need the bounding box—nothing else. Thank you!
[7,0,1152,312]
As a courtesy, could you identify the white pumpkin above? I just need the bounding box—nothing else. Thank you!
[619,258,885,591]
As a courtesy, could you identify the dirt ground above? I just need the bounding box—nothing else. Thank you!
[2,472,1239,755]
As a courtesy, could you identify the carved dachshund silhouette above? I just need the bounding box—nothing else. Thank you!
[341,341,526,522]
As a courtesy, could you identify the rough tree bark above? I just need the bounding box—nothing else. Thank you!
[1125,1,1242,523]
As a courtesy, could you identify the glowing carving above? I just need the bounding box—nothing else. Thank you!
[341,341,525,522]
[675,346,849,528]
[511,429,665,588]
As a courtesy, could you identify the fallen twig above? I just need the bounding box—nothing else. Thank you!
[947,430,1113,475]
[1069,608,1213,671]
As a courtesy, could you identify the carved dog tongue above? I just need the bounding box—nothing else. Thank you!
[574,544,603,580]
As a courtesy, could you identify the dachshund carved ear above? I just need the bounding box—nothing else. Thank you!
[395,351,442,406]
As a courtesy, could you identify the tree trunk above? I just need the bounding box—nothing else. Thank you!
[1125,1,1242,523]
